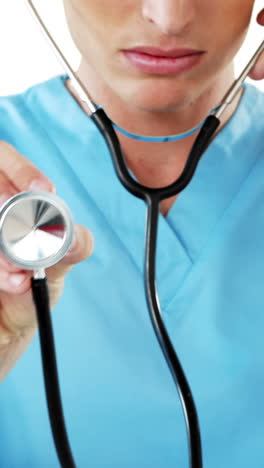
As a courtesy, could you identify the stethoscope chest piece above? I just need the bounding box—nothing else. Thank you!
[0,190,74,271]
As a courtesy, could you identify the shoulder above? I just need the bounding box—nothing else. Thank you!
[0,75,67,144]
[0,75,110,194]
[0,75,103,168]
[0,74,101,149]
[0,88,29,144]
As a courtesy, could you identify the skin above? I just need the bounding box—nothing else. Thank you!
[63,0,264,212]
[0,0,264,379]
[64,0,257,113]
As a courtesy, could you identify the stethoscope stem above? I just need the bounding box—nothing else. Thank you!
[144,197,203,468]
[32,278,76,468]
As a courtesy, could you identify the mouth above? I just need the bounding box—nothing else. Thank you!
[121,46,205,75]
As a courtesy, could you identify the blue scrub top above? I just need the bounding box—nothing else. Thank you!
[0,75,264,468]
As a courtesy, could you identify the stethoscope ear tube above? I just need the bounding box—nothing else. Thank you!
[32,277,76,468]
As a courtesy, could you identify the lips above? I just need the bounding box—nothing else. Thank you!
[127,46,203,58]
[122,46,205,75]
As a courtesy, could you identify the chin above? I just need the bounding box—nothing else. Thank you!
[116,78,192,113]
[134,97,188,113]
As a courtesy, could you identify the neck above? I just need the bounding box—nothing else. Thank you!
[65,61,242,214]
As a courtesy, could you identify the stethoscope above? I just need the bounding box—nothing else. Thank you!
[2,1,263,467]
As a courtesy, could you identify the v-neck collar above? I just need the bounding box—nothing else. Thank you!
[25,74,259,312]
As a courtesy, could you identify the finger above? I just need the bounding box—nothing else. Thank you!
[248,9,264,80]
[0,141,55,192]
[0,252,25,274]
[0,170,17,197]
[0,270,31,295]
[46,224,94,281]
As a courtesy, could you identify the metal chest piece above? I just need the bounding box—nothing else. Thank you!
[0,191,74,273]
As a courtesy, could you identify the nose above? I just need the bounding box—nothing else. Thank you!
[142,0,196,36]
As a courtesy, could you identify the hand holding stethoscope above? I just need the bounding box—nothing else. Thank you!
[0,150,93,372]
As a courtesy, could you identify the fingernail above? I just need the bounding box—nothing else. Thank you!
[9,273,27,287]
[29,179,55,192]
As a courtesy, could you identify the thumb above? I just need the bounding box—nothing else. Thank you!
[45,224,94,308]
[47,224,94,281]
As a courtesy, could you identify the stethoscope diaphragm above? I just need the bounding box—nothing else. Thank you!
[0,190,74,273]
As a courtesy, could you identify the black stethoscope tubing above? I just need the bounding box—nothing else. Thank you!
[31,109,220,468]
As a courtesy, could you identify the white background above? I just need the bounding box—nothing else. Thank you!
[0,0,263,96]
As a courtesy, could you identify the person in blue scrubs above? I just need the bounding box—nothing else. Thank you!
[0,1,264,467]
